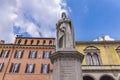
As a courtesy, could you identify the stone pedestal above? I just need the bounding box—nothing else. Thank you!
[50,49,84,80]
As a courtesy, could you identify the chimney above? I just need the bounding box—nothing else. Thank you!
[0,40,5,44]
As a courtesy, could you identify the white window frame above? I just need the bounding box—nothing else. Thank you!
[11,63,20,73]
[29,51,37,58]
[42,64,49,74]
[2,50,9,58]
[15,50,23,58]
[43,51,50,59]
[26,64,35,73]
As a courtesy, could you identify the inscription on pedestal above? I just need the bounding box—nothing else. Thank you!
[60,58,76,80]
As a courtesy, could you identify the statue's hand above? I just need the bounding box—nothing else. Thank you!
[60,27,65,32]
[62,27,66,32]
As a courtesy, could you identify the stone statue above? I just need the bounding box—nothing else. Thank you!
[51,12,84,80]
[56,12,75,49]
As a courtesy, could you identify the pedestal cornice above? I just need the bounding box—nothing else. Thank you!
[50,50,84,63]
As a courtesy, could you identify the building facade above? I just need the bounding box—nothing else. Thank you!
[0,36,120,80]
[0,36,55,80]
[76,40,120,80]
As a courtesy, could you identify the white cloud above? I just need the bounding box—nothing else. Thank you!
[0,0,70,43]
[102,35,115,41]
[94,35,115,41]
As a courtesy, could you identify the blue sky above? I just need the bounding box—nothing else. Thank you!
[0,0,120,43]
[66,0,120,41]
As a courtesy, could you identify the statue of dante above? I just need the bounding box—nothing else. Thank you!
[56,12,75,49]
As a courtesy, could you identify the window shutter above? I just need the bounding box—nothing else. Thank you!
[6,50,10,58]
[41,64,43,73]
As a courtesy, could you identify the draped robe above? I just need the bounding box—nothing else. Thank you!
[56,18,75,49]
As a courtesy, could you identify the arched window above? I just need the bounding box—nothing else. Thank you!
[93,53,100,65]
[43,40,46,45]
[18,39,21,45]
[84,46,102,65]
[116,46,120,59]
[83,76,94,80]
[49,40,52,45]
[24,40,27,45]
[37,40,40,45]
[30,40,34,45]
[100,75,114,80]
[86,53,93,65]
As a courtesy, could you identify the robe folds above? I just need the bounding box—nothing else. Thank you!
[56,18,75,49]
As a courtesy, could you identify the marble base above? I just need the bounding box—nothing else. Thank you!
[50,50,84,80]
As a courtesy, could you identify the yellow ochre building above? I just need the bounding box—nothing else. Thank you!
[76,37,120,80]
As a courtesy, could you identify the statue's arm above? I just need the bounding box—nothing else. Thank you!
[60,26,65,32]
[56,20,62,29]
[64,18,71,23]
[56,20,66,32]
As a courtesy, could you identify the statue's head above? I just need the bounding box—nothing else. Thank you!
[61,12,66,19]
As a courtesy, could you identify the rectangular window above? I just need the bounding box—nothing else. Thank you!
[10,63,20,73]
[1,50,9,58]
[43,51,51,59]
[15,50,23,58]
[25,64,35,73]
[41,64,49,74]
[29,51,37,58]
[0,63,4,72]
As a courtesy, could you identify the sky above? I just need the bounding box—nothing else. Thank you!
[0,0,120,43]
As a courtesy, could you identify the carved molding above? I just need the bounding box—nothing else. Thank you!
[50,50,84,64]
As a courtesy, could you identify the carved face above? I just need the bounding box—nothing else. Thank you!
[62,12,66,19]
